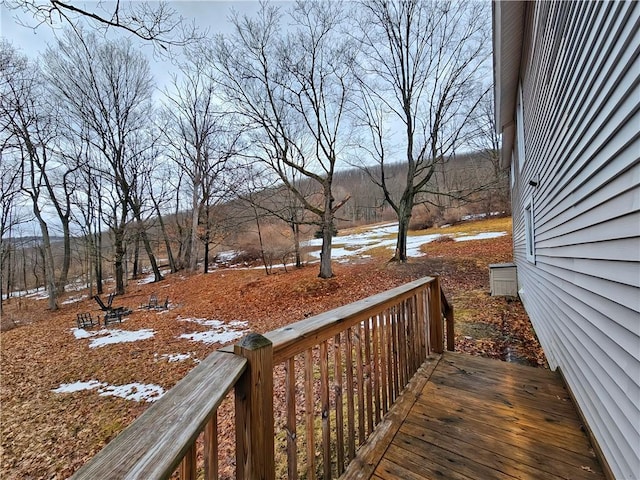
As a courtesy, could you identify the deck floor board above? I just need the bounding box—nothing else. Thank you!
[342,352,605,480]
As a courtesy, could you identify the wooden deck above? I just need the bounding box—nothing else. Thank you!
[343,352,605,480]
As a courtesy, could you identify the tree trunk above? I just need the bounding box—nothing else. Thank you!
[293,222,302,268]
[94,230,103,295]
[393,194,414,263]
[38,220,58,311]
[114,228,126,295]
[152,199,177,273]
[189,194,200,272]
[56,219,71,293]
[318,190,334,278]
[132,233,140,279]
[255,210,270,276]
[141,228,163,281]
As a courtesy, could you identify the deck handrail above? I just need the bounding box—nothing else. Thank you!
[69,351,247,479]
[69,276,453,480]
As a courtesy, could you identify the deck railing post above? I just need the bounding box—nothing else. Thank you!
[429,277,444,354]
[234,333,275,480]
[445,304,455,352]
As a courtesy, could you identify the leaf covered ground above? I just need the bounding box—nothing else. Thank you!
[0,217,546,479]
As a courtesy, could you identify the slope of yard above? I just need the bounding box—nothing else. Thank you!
[0,217,545,479]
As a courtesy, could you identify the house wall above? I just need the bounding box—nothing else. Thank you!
[506,2,639,478]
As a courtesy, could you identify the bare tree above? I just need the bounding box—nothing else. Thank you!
[354,0,490,261]
[4,0,200,50]
[44,29,156,294]
[0,41,76,310]
[162,53,240,273]
[212,0,354,278]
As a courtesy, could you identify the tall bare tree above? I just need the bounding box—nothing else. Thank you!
[355,0,490,261]
[0,41,80,310]
[162,53,240,273]
[44,29,157,294]
[212,0,354,278]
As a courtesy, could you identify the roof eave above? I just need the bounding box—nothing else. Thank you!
[493,1,526,168]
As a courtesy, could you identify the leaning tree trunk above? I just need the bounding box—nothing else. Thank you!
[152,198,177,273]
[36,218,58,311]
[56,218,71,293]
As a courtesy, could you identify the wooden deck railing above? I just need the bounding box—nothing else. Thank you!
[70,276,453,480]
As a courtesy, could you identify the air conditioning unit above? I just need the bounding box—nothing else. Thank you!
[489,263,518,297]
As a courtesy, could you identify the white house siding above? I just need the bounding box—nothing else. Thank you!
[497,2,640,479]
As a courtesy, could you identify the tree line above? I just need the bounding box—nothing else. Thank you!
[1,0,503,312]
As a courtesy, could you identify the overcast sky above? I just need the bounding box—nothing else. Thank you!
[0,1,271,89]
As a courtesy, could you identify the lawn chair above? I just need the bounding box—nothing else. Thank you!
[146,293,159,309]
[143,293,169,310]
[76,312,97,329]
[93,293,132,326]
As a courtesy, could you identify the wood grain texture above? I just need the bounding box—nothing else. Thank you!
[69,352,246,480]
[344,352,606,480]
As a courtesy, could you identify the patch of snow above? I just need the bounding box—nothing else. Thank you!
[25,289,49,300]
[61,294,88,305]
[216,250,240,262]
[98,383,165,402]
[72,327,155,348]
[180,330,246,345]
[89,329,155,348]
[461,213,487,221]
[72,328,95,339]
[179,317,249,345]
[52,380,102,393]
[455,231,507,242]
[180,318,226,327]
[52,380,164,402]
[137,269,171,285]
[161,353,193,362]
[304,223,450,260]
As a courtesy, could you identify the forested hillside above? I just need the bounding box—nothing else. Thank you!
[1,1,501,309]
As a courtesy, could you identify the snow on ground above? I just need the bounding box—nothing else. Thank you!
[137,269,172,285]
[61,294,88,305]
[52,380,164,402]
[72,327,156,348]
[158,353,194,363]
[304,222,507,261]
[178,318,249,345]
[455,232,507,242]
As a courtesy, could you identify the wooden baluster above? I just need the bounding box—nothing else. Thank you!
[397,302,407,388]
[334,333,345,475]
[445,302,455,352]
[285,358,298,480]
[379,311,389,415]
[345,328,356,462]
[363,318,374,435]
[429,278,444,354]
[304,349,316,480]
[320,341,331,479]
[390,306,399,402]
[371,314,381,425]
[180,443,197,480]
[234,333,275,480]
[418,289,427,360]
[411,295,419,373]
[204,413,218,480]
[355,323,365,445]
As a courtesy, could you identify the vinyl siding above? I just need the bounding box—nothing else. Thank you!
[510,2,640,479]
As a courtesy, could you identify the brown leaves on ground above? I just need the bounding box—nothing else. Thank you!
[0,218,545,479]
